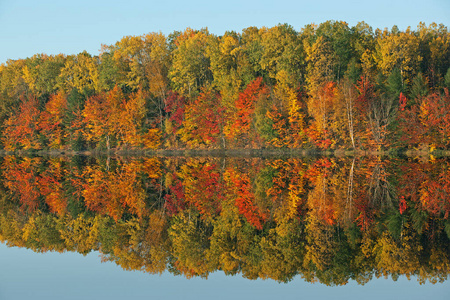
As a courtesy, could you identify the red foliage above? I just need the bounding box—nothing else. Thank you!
[164,178,186,216]
[399,196,407,215]
[230,77,269,139]
[181,89,225,147]
[165,91,186,133]
[397,160,450,219]
[183,163,223,218]
[399,92,407,111]
[398,90,450,148]
[227,169,268,230]
[305,158,333,181]
[354,191,375,231]
[355,75,375,114]
[306,125,332,149]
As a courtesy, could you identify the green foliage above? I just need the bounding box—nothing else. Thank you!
[445,67,450,90]
[98,51,119,90]
[410,72,429,100]
[345,58,362,84]
[386,68,404,99]
[386,211,404,239]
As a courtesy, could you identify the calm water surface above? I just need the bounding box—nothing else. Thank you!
[0,156,449,299]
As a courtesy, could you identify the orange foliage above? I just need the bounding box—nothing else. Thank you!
[3,94,41,150]
[305,158,336,225]
[179,161,223,219]
[38,92,67,149]
[2,157,41,212]
[178,89,224,148]
[82,160,153,221]
[306,82,337,149]
[228,78,269,146]
[37,160,67,215]
[225,168,268,230]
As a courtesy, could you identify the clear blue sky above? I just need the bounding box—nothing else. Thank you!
[0,0,449,64]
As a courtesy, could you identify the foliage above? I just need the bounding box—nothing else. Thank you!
[0,22,449,150]
[0,156,448,284]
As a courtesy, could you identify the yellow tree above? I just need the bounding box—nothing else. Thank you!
[168,210,212,278]
[240,26,265,78]
[372,229,422,279]
[304,34,339,148]
[105,33,170,128]
[21,54,66,97]
[307,82,339,149]
[0,59,29,123]
[177,89,224,148]
[304,33,335,94]
[206,32,244,109]
[351,22,376,77]
[374,26,422,87]
[169,28,212,99]
[121,90,161,149]
[108,35,146,89]
[260,24,303,84]
[57,51,100,95]
[269,71,306,148]
[416,22,450,88]
[267,159,307,235]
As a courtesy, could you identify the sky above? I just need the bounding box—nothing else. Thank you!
[1,242,449,300]
[0,0,449,64]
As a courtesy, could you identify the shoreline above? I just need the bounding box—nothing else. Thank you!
[0,148,449,158]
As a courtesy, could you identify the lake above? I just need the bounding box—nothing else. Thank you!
[0,155,449,299]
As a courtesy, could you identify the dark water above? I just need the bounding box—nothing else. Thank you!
[0,156,449,299]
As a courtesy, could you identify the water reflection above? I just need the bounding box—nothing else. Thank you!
[0,156,449,285]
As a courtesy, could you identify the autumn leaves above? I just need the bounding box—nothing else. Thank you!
[2,88,161,151]
[1,22,450,151]
[1,156,449,283]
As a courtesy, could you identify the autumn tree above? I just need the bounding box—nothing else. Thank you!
[177,88,225,148]
[103,33,170,128]
[21,54,66,97]
[225,167,269,230]
[206,32,246,109]
[163,91,186,148]
[227,77,269,147]
[374,26,422,87]
[38,91,68,149]
[57,51,100,96]
[2,94,41,150]
[169,28,212,99]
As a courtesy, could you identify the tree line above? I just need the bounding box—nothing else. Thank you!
[1,21,450,151]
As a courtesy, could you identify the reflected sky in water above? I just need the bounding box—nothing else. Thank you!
[1,242,448,300]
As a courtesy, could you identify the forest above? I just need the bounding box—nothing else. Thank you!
[0,156,448,284]
[1,21,450,152]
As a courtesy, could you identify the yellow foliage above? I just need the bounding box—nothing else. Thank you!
[142,129,161,149]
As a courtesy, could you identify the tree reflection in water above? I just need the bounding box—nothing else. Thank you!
[0,156,449,285]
